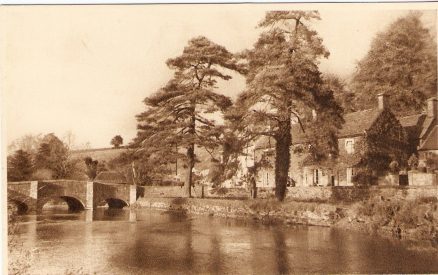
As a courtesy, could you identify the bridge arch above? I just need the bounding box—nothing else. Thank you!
[38,196,86,212]
[96,198,129,209]
[8,199,29,214]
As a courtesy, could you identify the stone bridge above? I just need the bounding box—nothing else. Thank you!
[7,180,139,213]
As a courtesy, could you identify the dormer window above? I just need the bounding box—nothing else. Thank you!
[345,138,355,154]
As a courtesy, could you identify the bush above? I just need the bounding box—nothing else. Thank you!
[353,169,378,185]
[389,160,400,173]
[426,157,437,171]
[356,196,438,241]
[408,154,419,170]
[32,168,54,180]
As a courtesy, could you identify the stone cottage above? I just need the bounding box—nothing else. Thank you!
[254,93,408,187]
[399,97,437,168]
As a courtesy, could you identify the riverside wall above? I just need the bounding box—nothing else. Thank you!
[134,185,438,249]
[139,185,438,203]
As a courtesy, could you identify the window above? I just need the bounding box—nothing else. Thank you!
[314,169,319,185]
[346,167,354,184]
[345,139,355,154]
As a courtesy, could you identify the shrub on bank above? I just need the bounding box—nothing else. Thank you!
[357,196,438,243]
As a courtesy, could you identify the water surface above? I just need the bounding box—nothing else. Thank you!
[10,208,438,274]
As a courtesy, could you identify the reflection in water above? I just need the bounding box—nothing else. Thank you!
[10,208,438,274]
[273,229,291,275]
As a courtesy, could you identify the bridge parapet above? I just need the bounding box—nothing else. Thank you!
[93,182,136,208]
[8,180,138,213]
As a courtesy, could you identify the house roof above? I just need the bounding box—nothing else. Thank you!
[94,171,127,184]
[419,117,437,139]
[338,108,382,138]
[255,108,384,148]
[398,113,425,128]
[418,125,438,151]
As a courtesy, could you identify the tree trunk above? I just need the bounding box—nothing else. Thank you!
[274,119,291,201]
[184,144,195,198]
[184,111,196,198]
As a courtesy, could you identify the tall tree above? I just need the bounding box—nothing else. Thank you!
[135,36,243,197]
[351,12,437,115]
[7,150,34,182]
[232,11,343,201]
[34,133,75,179]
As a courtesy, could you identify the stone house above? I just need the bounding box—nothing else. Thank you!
[254,93,408,187]
[399,97,437,169]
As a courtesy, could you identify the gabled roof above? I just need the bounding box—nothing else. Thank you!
[338,108,382,138]
[255,108,384,148]
[291,108,383,144]
[398,113,425,128]
[418,125,438,151]
[419,117,437,139]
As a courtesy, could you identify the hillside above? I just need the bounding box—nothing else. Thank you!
[70,147,128,163]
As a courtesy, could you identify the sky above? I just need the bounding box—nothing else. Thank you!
[1,4,436,149]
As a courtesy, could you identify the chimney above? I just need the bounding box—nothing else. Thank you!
[377,93,388,110]
[427,97,437,118]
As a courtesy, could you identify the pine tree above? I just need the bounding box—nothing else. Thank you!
[135,36,243,197]
[233,11,344,201]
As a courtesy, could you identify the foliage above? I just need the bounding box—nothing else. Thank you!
[7,134,43,156]
[408,154,419,170]
[351,12,437,115]
[389,160,400,173]
[135,36,243,196]
[108,150,175,185]
[31,168,54,181]
[7,150,34,181]
[231,11,343,201]
[110,135,123,148]
[339,110,410,185]
[352,168,378,186]
[83,157,107,180]
[360,111,409,170]
[34,133,79,179]
[425,156,437,171]
[322,73,356,113]
[357,196,438,242]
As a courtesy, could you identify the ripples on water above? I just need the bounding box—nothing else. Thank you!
[10,208,438,274]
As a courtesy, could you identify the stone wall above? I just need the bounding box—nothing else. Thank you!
[139,185,438,203]
[285,185,438,203]
[134,197,337,227]
[408,171,438,186]
[140,185,251,199]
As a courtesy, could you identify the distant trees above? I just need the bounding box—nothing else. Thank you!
[135,36,243,197]
[7,133,81,181]
[231,11,343,201]
[7,134,43,156]
[34,133,78,179]
[7,150,33,182]
[351,12,437,115]
[111,135,123,148]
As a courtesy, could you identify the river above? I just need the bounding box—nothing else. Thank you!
[9,207,438,274]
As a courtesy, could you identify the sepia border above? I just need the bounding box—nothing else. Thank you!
[1,2,437,274]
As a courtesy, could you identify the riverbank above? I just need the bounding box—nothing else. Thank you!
[134,196,438,251]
